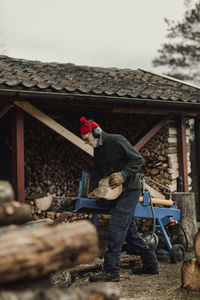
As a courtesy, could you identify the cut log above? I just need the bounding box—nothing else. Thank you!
[93,177,122,200]
[0,220,98,283]
[0,181,14,203]
[34,194,53,210]
[0,201,32,225]
[181,258,200,290]
[35,195,77,211]
[172,192,198,250]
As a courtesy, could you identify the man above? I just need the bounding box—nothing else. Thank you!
[80,116,159,282]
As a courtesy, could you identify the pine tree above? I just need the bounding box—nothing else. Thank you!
[152,1,200,84]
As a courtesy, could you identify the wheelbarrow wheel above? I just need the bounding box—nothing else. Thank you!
[170,244,185,263]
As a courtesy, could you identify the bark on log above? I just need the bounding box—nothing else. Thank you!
[35,195,76,211]
[172,192,198,250]
[0,201,32,225]
[181,258,200,290]
[195,231,200,264]
[0,220,98,283]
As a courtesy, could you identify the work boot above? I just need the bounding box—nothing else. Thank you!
[132,265,159,275]
[89,272,120,282]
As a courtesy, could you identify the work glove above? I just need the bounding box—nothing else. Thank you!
[109,172,125,189]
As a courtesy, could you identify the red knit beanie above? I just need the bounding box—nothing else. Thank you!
[80,116,100,135]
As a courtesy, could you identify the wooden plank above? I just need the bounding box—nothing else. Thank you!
[134,116,169,151]
[12,108,25,203]
[69,255,140,274]
[177,116,188,192]
[0,104,14,120]
[14,101,93,157]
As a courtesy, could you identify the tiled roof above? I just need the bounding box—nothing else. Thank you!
[0,55,200,104]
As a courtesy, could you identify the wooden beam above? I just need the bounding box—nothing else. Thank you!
[177,116,188,192]
[134,116,169,151]
[0,104,14,120]
[112,106,198,116]
[14,101,93,157]
[12,107,25,203]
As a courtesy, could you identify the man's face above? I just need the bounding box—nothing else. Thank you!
[81,132,99,148]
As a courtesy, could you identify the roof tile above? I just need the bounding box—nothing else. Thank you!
[0,55,200,105]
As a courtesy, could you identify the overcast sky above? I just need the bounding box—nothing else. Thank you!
[0,0,198,73]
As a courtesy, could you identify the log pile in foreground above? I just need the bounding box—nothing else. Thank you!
[0,220,98,284]
[0,282,120,300]
[181,231,200,290]
[0,181,32,225]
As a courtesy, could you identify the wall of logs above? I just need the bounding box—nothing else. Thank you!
[23,111,193,220]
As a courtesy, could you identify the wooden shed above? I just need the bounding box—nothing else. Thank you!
[0,55,200,218]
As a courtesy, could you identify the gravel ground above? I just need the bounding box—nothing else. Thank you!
[71,252,200,300]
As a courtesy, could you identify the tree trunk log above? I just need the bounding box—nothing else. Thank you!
[181,258,200,290]
[0,220,98,283]
[0,201,32,225]
[172,192,198,250]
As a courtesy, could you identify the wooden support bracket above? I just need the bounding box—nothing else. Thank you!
[14,101,93,157]
[134,116,169,151]
[0,104,14,120]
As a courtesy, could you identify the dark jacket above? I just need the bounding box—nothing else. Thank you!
[89,131,144,192]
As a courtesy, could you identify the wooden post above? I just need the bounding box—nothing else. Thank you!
[195,115,200,219]
[12,107,25,203]
[177,116,188,192]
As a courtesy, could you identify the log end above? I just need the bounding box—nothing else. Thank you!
[181,258,200,290]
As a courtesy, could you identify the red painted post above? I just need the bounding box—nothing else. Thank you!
[12,107,25,202]
[177,116,188,192]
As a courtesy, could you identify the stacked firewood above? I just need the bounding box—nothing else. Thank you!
[140,126,170,194]
[24,116,92,199]
[24,113,192,201]
[140,121,192,194]
[24,113,159,199]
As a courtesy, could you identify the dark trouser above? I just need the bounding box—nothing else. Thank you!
[103,189,158,276]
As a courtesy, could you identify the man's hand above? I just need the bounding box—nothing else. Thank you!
[109,172,125,189]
